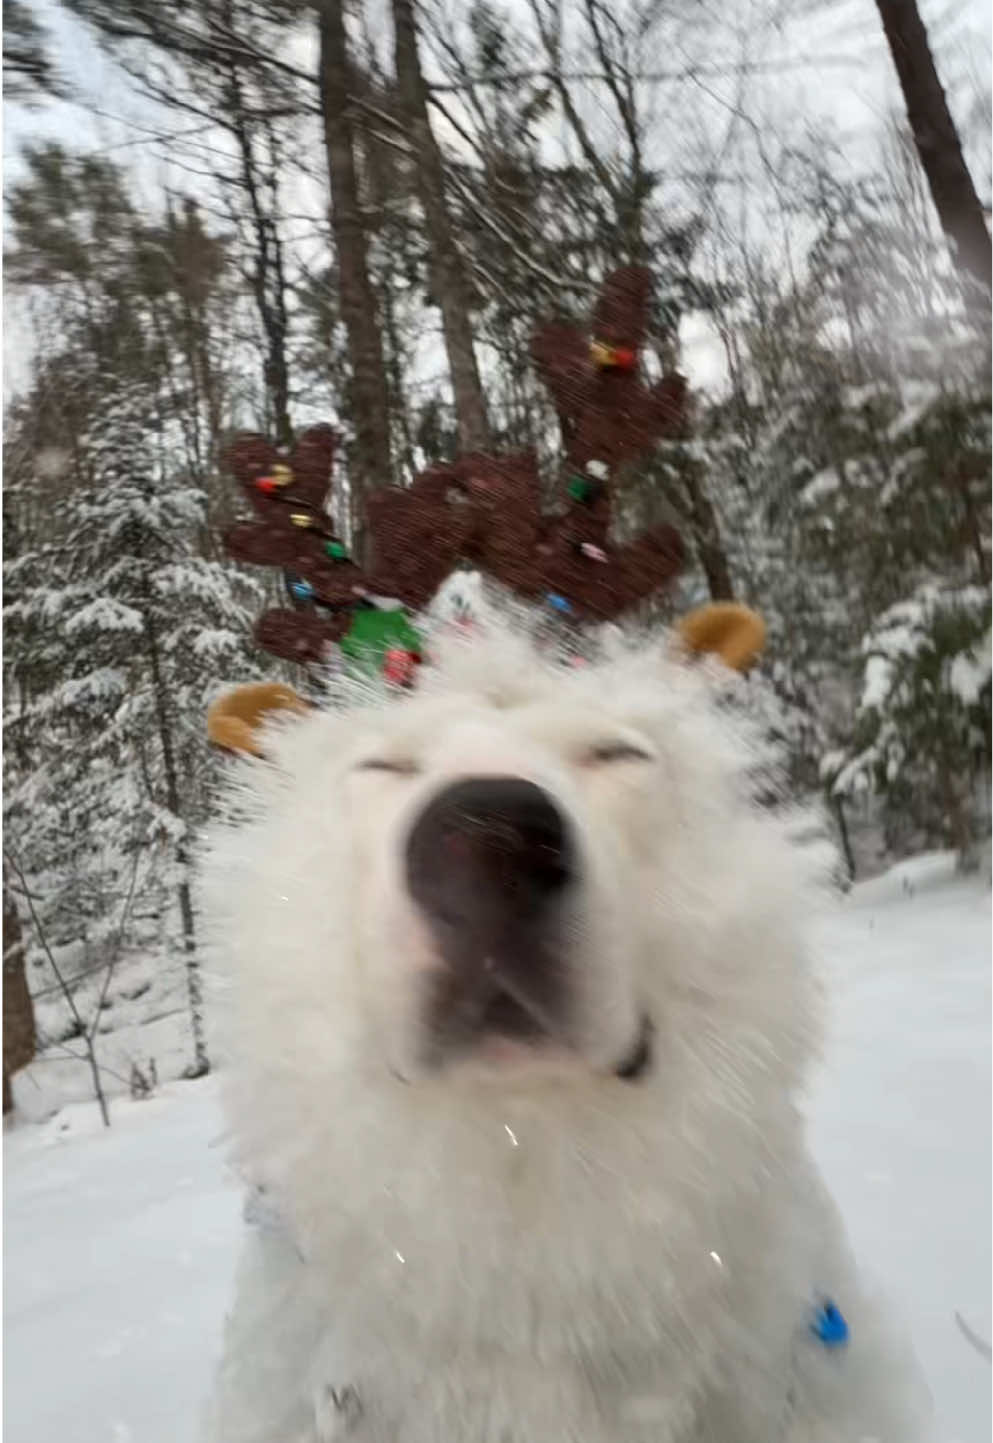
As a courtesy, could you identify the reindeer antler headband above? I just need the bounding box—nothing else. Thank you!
[221,267,687,671]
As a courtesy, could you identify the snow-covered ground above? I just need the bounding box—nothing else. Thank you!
[4,853,990,1442]
[807,852,991,1443]
[16,940,205,1125]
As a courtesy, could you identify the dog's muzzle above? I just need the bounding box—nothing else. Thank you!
[405,776,576,1051]
[404,776,652,1079]
[404,779,652,1085]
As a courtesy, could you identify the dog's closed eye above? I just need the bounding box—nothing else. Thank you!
[356,757,420,776]
[587,740,654,765]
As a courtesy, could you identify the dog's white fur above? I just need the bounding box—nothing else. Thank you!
[200,618,933,1442]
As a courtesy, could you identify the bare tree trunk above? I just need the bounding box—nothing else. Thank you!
[224,63,294,448]
[392,0,489,452]
[682,465,735,601]
[3,877,35,1114]
[831,795,856,884]
[316,0,394,551]
[5,852,112,1126]
[874,0,991,296]
[665,423,735,603]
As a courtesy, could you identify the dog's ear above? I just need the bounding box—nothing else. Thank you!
[675,603,766,674]
[207,682,311,758]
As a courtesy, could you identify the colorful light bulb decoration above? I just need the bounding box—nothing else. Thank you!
[255,463,295,495]
[811,1300,849,1348]
[590,340,637,371]
[289,577,315,603]
[221,267,688,670]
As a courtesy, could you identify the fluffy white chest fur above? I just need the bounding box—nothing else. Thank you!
[200,625,933,1442]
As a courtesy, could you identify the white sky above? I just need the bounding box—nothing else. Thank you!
[2,0,990,400]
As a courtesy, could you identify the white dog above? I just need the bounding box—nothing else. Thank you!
[200,608,932,1442]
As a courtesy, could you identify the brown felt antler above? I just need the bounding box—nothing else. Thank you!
[531,265,686,473]
[223,425,365,664]
[222,266,688,666]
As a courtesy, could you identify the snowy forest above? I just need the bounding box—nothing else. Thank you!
[2,0,990,1100]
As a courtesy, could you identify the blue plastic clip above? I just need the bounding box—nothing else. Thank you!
[811,1299,849,1348]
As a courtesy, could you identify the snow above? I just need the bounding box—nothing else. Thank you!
[886,382,942,441]
[21,945,202,1126]
[802,466,841,504]
[3,1079,241,1443]
[852,589,991,723]
[808,853,991,1443]
[4,856,990,1443]
[948,635,992,706]
[842,382,887,410]
[64,598,144,636]
[861,651,896,711]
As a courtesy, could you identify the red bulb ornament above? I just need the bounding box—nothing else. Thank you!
[382,648,418,687]
[255,463,295,495]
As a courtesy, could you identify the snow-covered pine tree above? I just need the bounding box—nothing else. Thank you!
[823,583,990,861]
[4,373,263,1076]
[787,229,991,861]
[696,151,990,867]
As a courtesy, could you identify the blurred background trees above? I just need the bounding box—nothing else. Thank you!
[3,0,989,1092]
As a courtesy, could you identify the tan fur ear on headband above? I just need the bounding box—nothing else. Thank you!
[676,603,766,674]
[207,682,310,758]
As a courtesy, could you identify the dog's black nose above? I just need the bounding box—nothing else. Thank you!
[405,777,574,939]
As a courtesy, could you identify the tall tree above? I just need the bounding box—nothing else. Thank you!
[3,0,65,100]
[698,153,990,859]
[317,0,395,544]
[4,149,263,1073]
[392,0,489,451]
[61,0,305,443]
[873,0,991,295]
[220,53,294,447]
[5,375,258,1076]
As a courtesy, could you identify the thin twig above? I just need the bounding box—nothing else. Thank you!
[89,848,143,1045]
[955,1312,992,1362]
[5,850,112,1126]
[5,853,87,1039]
